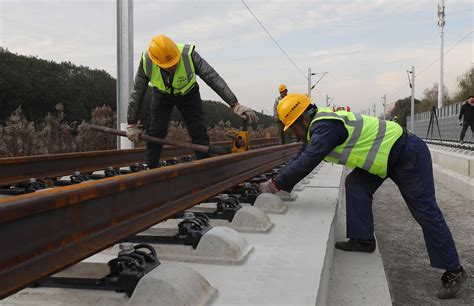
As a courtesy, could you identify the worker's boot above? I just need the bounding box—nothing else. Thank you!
[335,238,376,253]
[437,266,467,299]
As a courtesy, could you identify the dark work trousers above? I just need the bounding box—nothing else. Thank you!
[459,120,474,141]
[145,87,210,167]
[345,133,460,270]
[277,121,285,144]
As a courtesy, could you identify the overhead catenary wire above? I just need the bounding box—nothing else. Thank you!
[241,0,307,80]
[382,30,474,101]
[417,30,473,76]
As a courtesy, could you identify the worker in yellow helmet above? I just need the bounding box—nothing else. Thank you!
[126,34,258,167]
[273,84,288,144]
[259,93,466,299]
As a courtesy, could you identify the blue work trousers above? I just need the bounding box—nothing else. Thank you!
[345,134,460,270]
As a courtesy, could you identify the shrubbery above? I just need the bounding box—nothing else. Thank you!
[0,105,277,158]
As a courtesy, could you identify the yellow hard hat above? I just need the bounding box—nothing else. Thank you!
[278,84,287,92]
[148,34,180,68]
[277,93,311,131]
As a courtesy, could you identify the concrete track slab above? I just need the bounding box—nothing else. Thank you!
[327,168,392,306]
[176,164,344,306]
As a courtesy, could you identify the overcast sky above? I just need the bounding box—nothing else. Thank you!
[1,0,472,114]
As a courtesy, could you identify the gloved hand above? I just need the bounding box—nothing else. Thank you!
[126,124,141,142]
[259,178,280,194]
[459,121,463,126]
[233,103,259,124]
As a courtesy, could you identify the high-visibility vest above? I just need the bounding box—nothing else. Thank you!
[307,107,403,178]
[142,44,197,95]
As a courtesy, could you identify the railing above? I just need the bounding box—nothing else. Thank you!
[407,101,472,141]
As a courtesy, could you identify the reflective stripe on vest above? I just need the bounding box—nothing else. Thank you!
[142,44,196,95]
[307,107,403,178]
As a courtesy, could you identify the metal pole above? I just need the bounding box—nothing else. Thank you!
[117,0,134,149]
[382,94,386,120]
[437,0,445,109]
[410,66,415,131]
[307,68,312,98]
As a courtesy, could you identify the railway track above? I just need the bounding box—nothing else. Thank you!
[0,141,298,298]
[0,138,279,187]
[423,138,474,151]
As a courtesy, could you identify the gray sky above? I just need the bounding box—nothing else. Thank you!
[1,0,473,114]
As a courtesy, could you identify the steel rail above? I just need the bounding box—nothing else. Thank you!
[0,138,279,186]
[423,138,474,151]
[0,143,299,298]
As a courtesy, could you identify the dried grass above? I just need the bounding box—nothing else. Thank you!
[0,106,278,157]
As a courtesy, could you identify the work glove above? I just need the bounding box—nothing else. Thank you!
[259,178,280,194]
[459,121,463,126]
[233,103,259,124]
[126,124,141,142]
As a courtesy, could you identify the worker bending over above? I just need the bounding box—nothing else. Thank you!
[260,93,466,299]
[126,34,258,167]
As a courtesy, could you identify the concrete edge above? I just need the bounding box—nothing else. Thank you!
[432,163,474,199]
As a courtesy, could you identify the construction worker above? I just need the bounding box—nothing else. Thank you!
[259,93,466,299]
[126,34,258,167]
[458,95,474,144]
[273,84,288,144]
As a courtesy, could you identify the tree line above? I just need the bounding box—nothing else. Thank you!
[0,48,273,130]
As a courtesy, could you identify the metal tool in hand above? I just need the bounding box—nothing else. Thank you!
[88,124,230,156]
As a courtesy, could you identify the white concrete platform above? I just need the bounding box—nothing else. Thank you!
[428,145,474,199]
[327,169,392,306]
[176,163,344,305]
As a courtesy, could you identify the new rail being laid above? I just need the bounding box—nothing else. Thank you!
[0,138,279,186]
[0,143,299,298]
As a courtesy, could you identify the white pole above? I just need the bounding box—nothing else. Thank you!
[410,66,415,132]
[117,0,134,149]
[382,94,386,120]
[307,67,312,98]
[438,0,445,109]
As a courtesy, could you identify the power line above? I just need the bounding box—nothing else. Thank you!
[383,30,474,100]
[241,0,307,80]
[417,30,473,76]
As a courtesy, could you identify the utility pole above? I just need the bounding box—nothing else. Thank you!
[437,0,445,109]
[307,68,327,99]
[408,66,416,131]
[117,0,134,149]
[326,95,332,107]
[381,94,386,120]
[307,68,312,98]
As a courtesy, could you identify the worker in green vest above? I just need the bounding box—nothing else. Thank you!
[126,34,258,167]
[259,93,466,299]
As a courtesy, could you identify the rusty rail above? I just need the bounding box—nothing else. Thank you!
[0,143,299,298]
[0,138,279,186]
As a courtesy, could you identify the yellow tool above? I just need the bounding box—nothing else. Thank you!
[226,130,249,153]
[226,120,250,153]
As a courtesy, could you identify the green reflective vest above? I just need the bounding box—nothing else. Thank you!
[142,44,197,95]
[307,107,403,178]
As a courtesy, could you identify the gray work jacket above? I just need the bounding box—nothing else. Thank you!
[273,96,282,119]
[127,49,237,124]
